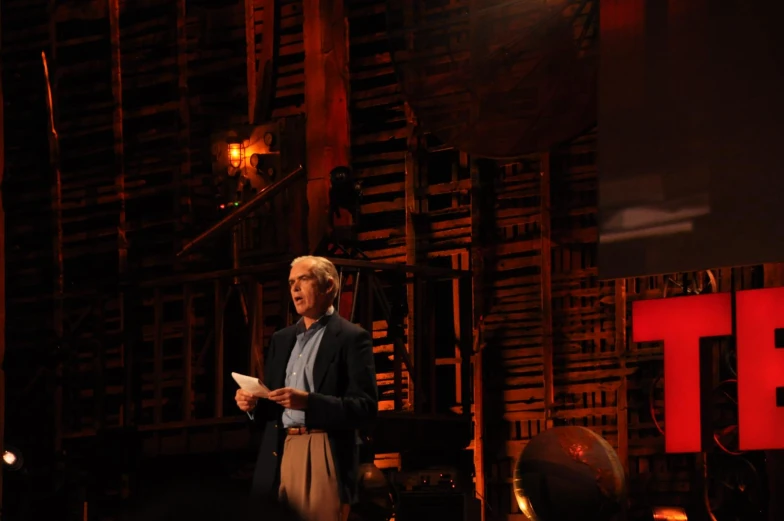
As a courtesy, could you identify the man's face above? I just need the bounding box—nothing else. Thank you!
[288,261,332,318]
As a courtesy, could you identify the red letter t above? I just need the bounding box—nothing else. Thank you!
[633,293,732,453]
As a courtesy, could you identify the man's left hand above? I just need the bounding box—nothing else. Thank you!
[268,387,309,410]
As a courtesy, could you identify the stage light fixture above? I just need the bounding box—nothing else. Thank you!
[329,165,362,216]
[2,445,24,471]
[227,141,244,169]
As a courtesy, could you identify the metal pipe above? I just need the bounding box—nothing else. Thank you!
[177,165,305,257]
[135,256,470,289]
[42,50,65,456]
[0,93,5,521]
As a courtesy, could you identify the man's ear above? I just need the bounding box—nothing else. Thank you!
[324,277,335,295]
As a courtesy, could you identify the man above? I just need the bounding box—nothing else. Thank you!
[235,256,378,521]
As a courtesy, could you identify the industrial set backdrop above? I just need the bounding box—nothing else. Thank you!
[1,1,784,521]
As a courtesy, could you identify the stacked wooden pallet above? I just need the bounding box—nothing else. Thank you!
[472,154,545,517]
[345,0,409,411]
[346,0,407,263]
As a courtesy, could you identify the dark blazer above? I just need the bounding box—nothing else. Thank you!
[249,313,378,508]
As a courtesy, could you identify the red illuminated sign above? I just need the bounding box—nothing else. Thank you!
[632,287,784,453]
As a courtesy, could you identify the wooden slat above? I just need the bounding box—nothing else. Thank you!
[403,102,418,411]
[470,156,487,521]
[45,1,67,453]
[254,0,277,123]
[0,11,6,509]
[245,0,257,122]
[182,285,193,421]
[109,0,127,276]
[175,0,191,246]
[153,288,163,424]
[540,152,553,427]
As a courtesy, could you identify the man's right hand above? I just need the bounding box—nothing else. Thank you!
[235,389,258,412]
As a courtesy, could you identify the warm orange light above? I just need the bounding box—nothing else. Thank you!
[2,446,23,471]
[228,142,243,168]
[2,451,16,466]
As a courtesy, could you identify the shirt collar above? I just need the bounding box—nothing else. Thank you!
[296,305,335,334]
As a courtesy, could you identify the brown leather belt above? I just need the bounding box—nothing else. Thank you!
[286,427,326,435]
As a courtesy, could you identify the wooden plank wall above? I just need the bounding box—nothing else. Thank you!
[249,0,304,340]
[473,130,774,519]
[1,0,271,436]
[345,0,407,411]
[346,0,473,416]
[336,2,771,516]
[346,0,407,263]
[2,0,59,359]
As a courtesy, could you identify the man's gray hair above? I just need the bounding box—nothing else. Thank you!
[291,255,341,302]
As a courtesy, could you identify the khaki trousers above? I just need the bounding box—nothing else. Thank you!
[278,432,349,521]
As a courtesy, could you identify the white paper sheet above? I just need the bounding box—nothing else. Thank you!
[231,372,270,398]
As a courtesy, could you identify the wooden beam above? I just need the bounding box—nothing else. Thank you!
[94,297,107,431]
[44,5,64,454]
[54,0,106,21]
[764,263,784,288]
[176,0,192,245]
[0,6,6,508]
[108,0,129,441]
[254,0,278,123]
[456,255,472,417]
[413,277,425,413]
[244,0,257,123]
[250,282,265,378]
[540,152,554,427]
[108,0,126,276]
[470,157,486,521]
[404,102,418,411]
[451,153,465,408]
[214,281,225,418]
[451,257,463,405]
[137,257,468,289]
[615,278,629,518]
[153,289,163,424]
[183,285,193,421]
[302,0,351,252]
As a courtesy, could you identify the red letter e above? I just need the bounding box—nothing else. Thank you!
[736,287,784,451]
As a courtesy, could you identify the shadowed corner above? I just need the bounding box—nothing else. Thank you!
[118,458,305,521]
[121,481,305,521]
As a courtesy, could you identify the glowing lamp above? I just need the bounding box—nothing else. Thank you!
[2,445,23,471]
[227,141,244,168]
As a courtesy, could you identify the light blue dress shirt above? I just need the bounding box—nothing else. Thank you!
[248,307,334,425]
[281,308,333,427]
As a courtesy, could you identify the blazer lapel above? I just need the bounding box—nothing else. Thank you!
[313,316,342,392]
